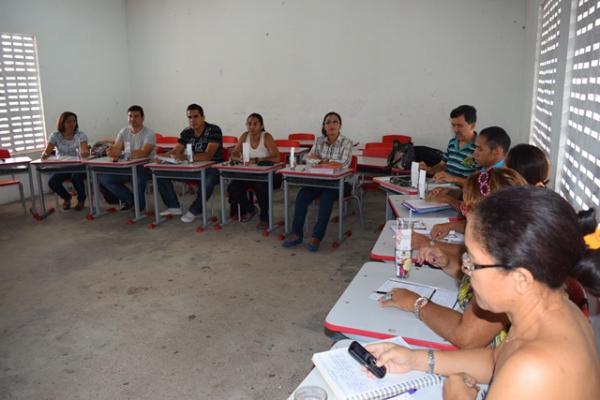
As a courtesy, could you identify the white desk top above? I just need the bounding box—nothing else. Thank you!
[278,146,309,154]
[388,195,459,219]
[279,166,353,179]
[374,176,418,195]
[324,262,458,350]
[214,161,283,173]
[31,156,84,166]
[144,160,216,171]
[296,139,314,147]
[83,156,149,167]
[0,156,32,166]
[288,339,443,400]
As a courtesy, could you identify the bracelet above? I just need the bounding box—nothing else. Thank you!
[413,296,429,320]
[427,349,435,374]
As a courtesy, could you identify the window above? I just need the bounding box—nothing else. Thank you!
[0,32,46,154]
[556,0,600,209]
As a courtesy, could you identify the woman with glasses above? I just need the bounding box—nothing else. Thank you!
[367,186,600,399]
[282,111,353,252]
[379,168,527,348]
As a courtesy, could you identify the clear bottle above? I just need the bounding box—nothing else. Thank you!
[123,141,131,161]
[394,218,413,278]
[186,143,193,162]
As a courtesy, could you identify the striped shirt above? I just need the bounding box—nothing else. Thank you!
[309,134,353,167]
[442,137,478,177]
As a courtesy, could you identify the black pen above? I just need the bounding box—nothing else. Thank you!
[375,291,388,295]
[428,289,437,300]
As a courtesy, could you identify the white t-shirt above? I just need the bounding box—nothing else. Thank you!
[116,126,156,158]
[245,131,271,159]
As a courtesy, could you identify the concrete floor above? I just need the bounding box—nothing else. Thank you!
[0,188,386,399]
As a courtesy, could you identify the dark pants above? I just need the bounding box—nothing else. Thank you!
[291,183,351,240]
[157,167,219,215]
[48,172,86,202]
[98,165,150,210]
[228,180,270,222]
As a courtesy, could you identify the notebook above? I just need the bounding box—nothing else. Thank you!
[401,198,453,214]
[312,336,443,400]
[156,155,181,165]
[309,161,343,174]
[369,278,458,309]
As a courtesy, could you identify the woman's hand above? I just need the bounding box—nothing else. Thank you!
[443,373,479,400]
[378,288,419,311]
[416,245,449,268]
[365,343,415,374]
[411,231,431,250]
[430,222,452,240]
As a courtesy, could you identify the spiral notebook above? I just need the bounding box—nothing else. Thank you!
[311,337,443,400]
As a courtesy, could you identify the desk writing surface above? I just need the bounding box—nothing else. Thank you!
[356,155,388,168]
[324,262,458,349]
[279,166,353,179]
[288,339,443,400]
[31,157,84,166]
[144,160,215,171]
[388,195,459,219]
[277,146,309,155]
[374,176,418,195]
[83,156,149,167]
[214,162,282,173]
[0,156,32,166]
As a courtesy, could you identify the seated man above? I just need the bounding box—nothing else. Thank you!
[420,105,478,184]
[428,126,511,209]
[100,105,155,211]
[157,103,223,223]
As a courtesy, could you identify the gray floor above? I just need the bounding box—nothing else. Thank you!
[0,188,387,399]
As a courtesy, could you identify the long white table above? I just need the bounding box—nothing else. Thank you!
[324,262,459,350]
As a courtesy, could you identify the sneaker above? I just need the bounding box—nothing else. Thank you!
[180,211,199,223]
[119,203,133,211]
[241,208,257,223]
[160,207,182,217]
[307,237,321,252]
[282,235,303,248]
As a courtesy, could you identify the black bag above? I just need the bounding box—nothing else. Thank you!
[90,140,113,158]
[387,141,415,170]
[414,146,444,167]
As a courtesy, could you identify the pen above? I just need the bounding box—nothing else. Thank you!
[375,291,388,295]
[452,298,459,309]
[428,289,437,301]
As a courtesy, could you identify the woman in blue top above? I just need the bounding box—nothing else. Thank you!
[282,111,353,252]
[41,111,89,210]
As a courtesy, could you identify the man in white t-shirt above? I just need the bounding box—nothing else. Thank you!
[100,105,155,211]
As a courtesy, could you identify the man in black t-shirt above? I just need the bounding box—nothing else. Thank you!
[156,103,223,222]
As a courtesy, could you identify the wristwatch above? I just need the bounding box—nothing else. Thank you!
[413,296,429,320]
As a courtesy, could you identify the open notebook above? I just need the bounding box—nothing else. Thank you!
[312,336,443,400]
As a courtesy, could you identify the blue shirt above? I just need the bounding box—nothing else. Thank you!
[442,137,478,177]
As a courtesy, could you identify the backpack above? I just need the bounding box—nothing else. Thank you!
[414,145,444,167]
[387,140,415,170]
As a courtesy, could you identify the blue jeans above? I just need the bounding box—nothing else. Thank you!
[48,172,86,202]
[291,184,350,240]
[99,165,149,210]
[157,167,219,215]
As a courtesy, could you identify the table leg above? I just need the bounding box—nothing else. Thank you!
[283,178,289,234]
[36,166,48,217]
[268,171,274,231]
[152,172,162,225]
[385,192,392,220]
[85,167,94,216]
[201,169,207,227]
[26,165,37,215]
[91,169,104,217]
[131,165,142,221]
[338,178,344,242]
[219,172,227,225]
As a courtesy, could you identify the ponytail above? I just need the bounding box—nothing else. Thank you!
[571,249,600,297]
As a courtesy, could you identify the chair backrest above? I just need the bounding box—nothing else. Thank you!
[155,132,164,141]
[223,135,238,144]
[364,142,393,150]
[157,136,178,144]
[0,148,11,158]
[275,139,301,147]
[288,133,315,141]
[362,146,390,158]
[382,134,412,144]
[350,155,358,173]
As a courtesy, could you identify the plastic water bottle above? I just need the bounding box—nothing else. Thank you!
[186,143,193,162]
[123,141,131,161]
[395,218,414,278]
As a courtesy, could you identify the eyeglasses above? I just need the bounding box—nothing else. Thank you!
[461,252,509,275]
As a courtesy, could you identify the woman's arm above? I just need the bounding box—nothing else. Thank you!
[262,133,280,162]
[41,143,55,159]
[230,132,247,161]
[80,141,90,158]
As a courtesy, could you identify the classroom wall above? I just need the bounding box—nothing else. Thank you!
[126,0,536,148]
[0,0,130,203]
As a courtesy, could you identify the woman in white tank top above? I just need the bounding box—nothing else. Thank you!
[228,113,280,229]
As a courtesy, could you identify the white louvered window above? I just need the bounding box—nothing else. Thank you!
[558,0,600,209]
[0,32,46,154]
[531,0,563,156]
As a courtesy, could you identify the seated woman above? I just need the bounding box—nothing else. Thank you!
[227,113,280,229]
[381,168,528,348]
[282,111,353,252]
[367,186,600,399]
[41,111,89,210]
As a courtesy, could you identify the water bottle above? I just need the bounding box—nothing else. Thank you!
[123,141,131,161]
[394,218,414,278]
[75,136,81,160]
[186,143,193,162]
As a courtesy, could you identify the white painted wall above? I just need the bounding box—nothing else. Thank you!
[0,0,130,204]
[126,0,535,148]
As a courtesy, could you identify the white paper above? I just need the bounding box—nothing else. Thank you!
[418,169,427,199]
[369,279,458,309]
[290,147,295,168]
[410,161,419,188]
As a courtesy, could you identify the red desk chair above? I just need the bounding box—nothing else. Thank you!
[364,142,393,151]
[0,148,26,213]
[222,136,238,144]
[342,155,363,225]
[288,133,315,145]
[382,134,412,144]
[275,139,301,147]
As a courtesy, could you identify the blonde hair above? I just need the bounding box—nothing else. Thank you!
[463,168,528,211]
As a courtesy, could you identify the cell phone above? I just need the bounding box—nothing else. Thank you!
[348,341,386,379]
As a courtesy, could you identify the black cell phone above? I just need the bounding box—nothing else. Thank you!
[348,341,386,379]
